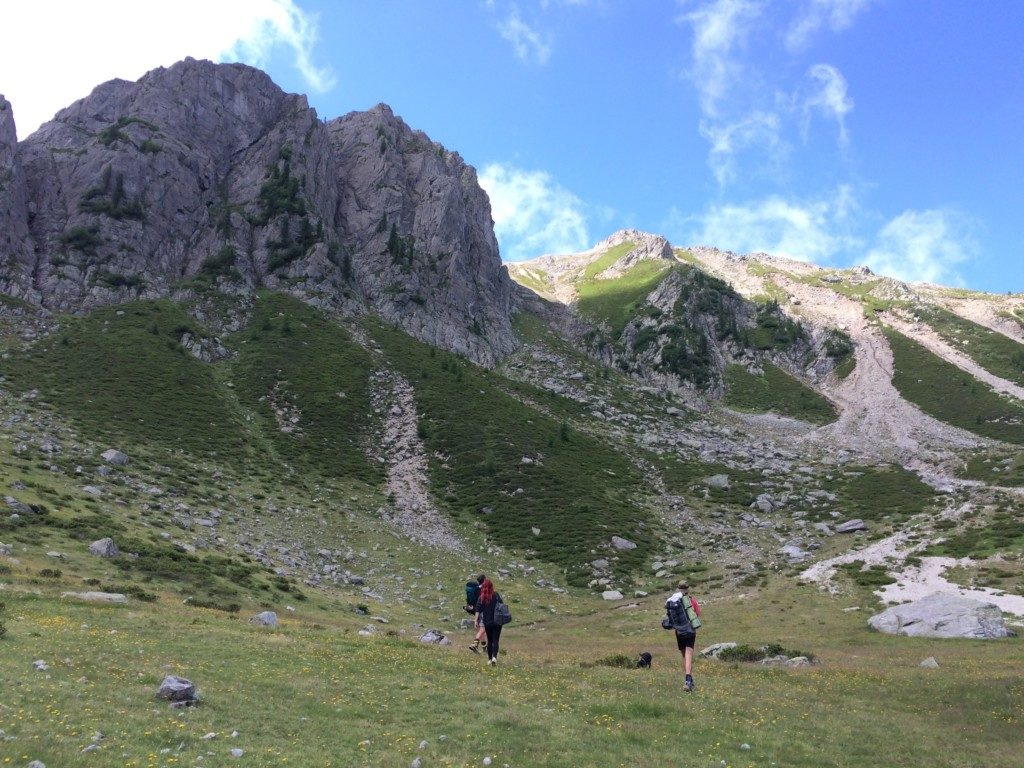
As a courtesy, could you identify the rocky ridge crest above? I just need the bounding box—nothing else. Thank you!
[0,59,515,363]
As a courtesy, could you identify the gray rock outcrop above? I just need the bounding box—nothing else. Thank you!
[0,58,517,364]
[249,610,278,627]
[868,592,1014,639]
[100,449,129,466]
[88,538,119,557]
[156,675,197,703]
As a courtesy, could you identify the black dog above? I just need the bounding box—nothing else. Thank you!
[636,652,652,669]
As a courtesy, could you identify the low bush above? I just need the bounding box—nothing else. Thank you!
[718,643,815,663]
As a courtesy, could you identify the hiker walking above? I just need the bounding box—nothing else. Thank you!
[664,580,702,692]
[475,578,508,666]
[466,574,486,654]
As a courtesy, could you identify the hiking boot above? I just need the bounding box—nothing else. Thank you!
[684,676,695,692]
[488,658,497,666]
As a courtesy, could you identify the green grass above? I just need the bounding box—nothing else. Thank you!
[2,300,253,460]
[228,292,381,483]
[833,354,857,379]
[1,580,1021,768]
[960,452,1024,487]
[919,306,1024,386]
[576,260,672,336]
[884,326,1024,444]
[582,240,635,280]
[371,322,653,585]
[813,464,938,525]
[924,508,1024,558]
[723,362,837,425]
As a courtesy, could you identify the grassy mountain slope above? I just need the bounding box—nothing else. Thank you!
[885,326,1024,444]
[371,322,654,585]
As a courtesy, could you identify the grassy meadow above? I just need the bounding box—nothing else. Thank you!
[1,579,1021,768]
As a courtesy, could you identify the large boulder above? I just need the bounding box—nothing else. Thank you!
[868,593,1014,639]
[88,538,119,557]
[249,611,278,628]
[156,675,197,702]
[100,449,129,466]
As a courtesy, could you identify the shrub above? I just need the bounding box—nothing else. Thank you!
[59,225,103,255]
[0,601,6,640]
[718,644,815,663]
[583,653,636,669]
[39,568,62,578]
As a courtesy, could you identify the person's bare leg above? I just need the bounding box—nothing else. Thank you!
[684,647,694,676]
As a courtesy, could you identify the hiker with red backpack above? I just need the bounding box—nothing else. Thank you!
[663,580,702,692]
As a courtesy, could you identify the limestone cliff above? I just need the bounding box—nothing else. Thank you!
[0,59,515,363]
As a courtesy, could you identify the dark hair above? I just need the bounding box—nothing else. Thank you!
[478,578,495,605]
[476,574,486,584]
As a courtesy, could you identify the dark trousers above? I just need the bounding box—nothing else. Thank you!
[485,624,503,659]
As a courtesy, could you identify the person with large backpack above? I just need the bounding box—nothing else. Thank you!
[465,574,486,653]
[475,578,510,665]
[662,580,702,692]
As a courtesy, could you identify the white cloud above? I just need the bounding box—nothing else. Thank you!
[678,187,860,263]
[803,63,853,145]
[676,0,762,117]
[0,0,334,139]
[786,0,873,51]
[496,7,553,65]
[479,163,589,261]
[864,210,976,285]
[700,111,783,185]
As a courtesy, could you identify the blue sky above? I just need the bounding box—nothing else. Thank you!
[3,1,1022,290]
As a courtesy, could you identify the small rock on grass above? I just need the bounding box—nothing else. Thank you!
[920,656,940,668]
[230,748,244,758]
[411,759,422,768]
[28,762,46,768]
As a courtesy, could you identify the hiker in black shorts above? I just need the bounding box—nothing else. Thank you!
[665,580,702,692]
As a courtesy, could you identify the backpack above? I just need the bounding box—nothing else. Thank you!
[494,598,512,626]
[666,596,701,634]
[465,581,480,613]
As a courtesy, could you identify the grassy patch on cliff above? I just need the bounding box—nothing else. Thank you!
[723,362,837,425]
[919,306,1024,386]
[371,322,652,585]
[884,326,1024,445]
[576,260,673,336]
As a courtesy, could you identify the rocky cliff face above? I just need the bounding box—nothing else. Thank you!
[0,59,515,363]
[0,95,34,301]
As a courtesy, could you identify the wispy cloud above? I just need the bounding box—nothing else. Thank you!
[676,0,763,117]
[1,0,334,139]
[224,0,335,92]
[677,186,860,263]
[495,5,554,65]
[864,209,977,285]
[701,111,784,185]
[676,0,867,185]
[786,0,873,52]
[803,63,853,145]
[479,163,590,261]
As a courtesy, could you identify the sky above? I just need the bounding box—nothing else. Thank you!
[2,1,1022,291]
